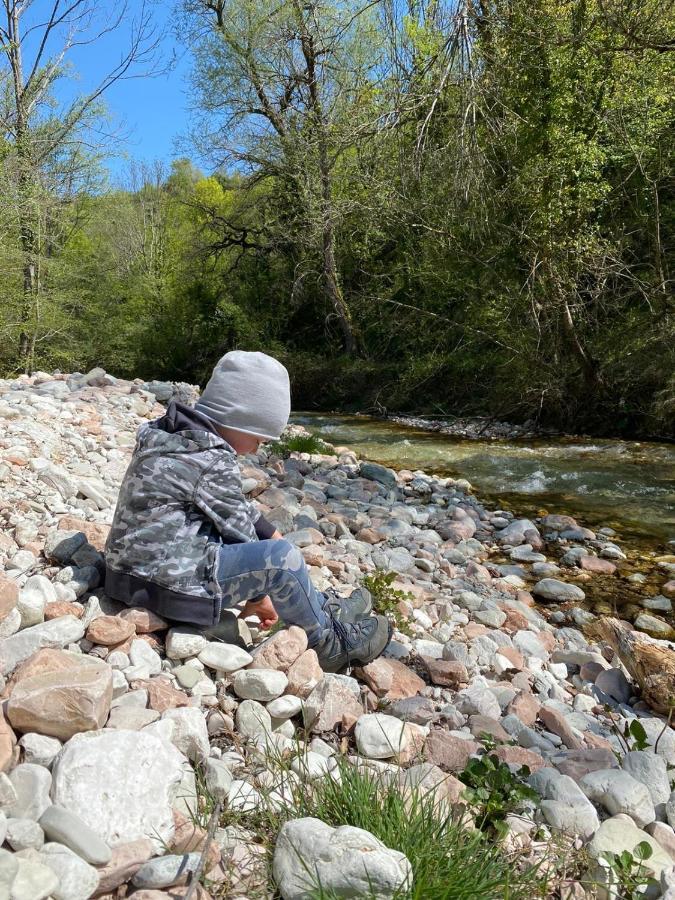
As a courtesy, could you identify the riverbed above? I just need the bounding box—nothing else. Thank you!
[294,413,675,550]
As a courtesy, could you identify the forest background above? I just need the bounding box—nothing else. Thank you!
[1,0,673,437]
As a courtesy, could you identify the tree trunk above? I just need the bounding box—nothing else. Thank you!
[594,617,675,714]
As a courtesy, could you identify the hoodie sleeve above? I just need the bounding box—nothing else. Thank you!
[193,452,260,544]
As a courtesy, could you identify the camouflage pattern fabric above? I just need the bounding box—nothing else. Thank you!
[105,418,262,616]
[217,538,329,646]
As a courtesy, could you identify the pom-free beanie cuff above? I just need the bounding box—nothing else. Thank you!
[194,351,291,440]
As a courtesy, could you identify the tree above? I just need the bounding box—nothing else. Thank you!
[186,0,385,355]
[0,0,161,371]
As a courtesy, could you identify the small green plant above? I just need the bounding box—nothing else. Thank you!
[599,841,659,899]
[362,570,414,636]
[459,754,539,838]
[267,432,331,456]
[605,709,651,756]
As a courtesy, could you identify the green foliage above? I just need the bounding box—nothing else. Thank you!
[267,433,332,457]
[1,0,673,439]
[287,756,550,899]
[622,719,650,753]
[599,841,659,899]
[459,754,540,837]
[361,570,413,636]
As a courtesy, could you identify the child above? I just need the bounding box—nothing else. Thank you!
[104,350,392,672]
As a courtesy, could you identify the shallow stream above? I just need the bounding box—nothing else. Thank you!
[294,414,675,552]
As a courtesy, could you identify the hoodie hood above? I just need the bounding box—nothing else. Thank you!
[139,400,236,455]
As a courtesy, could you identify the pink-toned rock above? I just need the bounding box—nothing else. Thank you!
[538,706,583,750]
[516,590,535,607]
[285,649,322,698]
[425,731,479,771]
[132,678,190,713]
[248,626,307,672]
[303,677,363,733]
[583,731,614,751]
[421,657,468,688]
[118,607,169,633]
[464,622,487,639]
[0,709,17,772]
[356,528,384,544]
[7,656,113,740]
[579,661,605,682]
[170,810,221,871]
[356,658,424,700]
[468,715,510,742]
[44,601,84,620]
[93,838,154,895]
[662,581,675,600]
[493,745,545,772]
[57,516,110,552]
[499,647,525,670]
[501,608,530,633]
[554,749,618,780]
[7,647,83,694]
[507,690,540,726]
[0,574,18,623]
[579,556,617,575]
[86,615,136,646]
[538,631,557,653]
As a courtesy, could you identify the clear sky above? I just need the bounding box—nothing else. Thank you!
[43,1,196,185]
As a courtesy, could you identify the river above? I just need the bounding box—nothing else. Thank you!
[293,413,675,551]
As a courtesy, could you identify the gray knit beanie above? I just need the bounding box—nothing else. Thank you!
[194,351,291,440]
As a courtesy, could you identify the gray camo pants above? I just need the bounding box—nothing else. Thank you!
[217,538,329,647]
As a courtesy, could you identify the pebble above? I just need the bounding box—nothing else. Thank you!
[131,852,202,889]
[533,579,586,603]
[39,841,100,899]
[580,769,656,827]
[160,707,210,762]
[18,733,62,767]
[233,668,288,701]
[39,804,112,864]
[11,855,59,900]
[7,763,52,820]
[6,817,45,850]
[273,817,411,899]
[355,713,408,759]
[165,628,207,660]
[197,641,253,672]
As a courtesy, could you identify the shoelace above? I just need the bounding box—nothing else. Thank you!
[326,607,361,651]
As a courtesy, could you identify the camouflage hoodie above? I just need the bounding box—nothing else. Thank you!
[104,401,273,626]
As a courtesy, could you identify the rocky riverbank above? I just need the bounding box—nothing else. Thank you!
[0,368,675,899]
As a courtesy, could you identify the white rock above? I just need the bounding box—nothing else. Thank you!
[160,707,210,763]
[165,627,207,660]
[622,751,671,806]
[18,733,62,768]
[39,841,100,900]
[51,729,184,851]
[233,668,288,702]
[273,817,411,899]
[128,639,162,675]
[267,695,303,720]
[455,679,502,719]
[17,575,56,627]
[198,641,253,672]
[7,764,52,820]
[355,713,408,760]
[588,814,672,880]
[580,768,655,827]
[235,699,273,740]
[6,817,45,851]
[11,855,59,900]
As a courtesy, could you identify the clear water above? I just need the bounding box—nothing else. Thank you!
[294,413,675,548]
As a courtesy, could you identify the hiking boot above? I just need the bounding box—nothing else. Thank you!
[322,587,373,624]
[313,610,393,674]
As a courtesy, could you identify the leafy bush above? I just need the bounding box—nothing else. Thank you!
[459,754,540,837]
[599,841,659,899]
[362,570,413,636]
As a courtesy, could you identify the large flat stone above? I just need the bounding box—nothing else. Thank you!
[0,616,85,676]
[51,729,184,851]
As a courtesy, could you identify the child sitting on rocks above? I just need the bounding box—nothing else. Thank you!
[104,350,392,672]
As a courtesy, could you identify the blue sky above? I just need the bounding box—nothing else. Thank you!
[40,1,196,184]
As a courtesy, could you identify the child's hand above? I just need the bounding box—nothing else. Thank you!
[241,595,279,629]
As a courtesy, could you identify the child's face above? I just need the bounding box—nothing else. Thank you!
[219,426,263,455]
